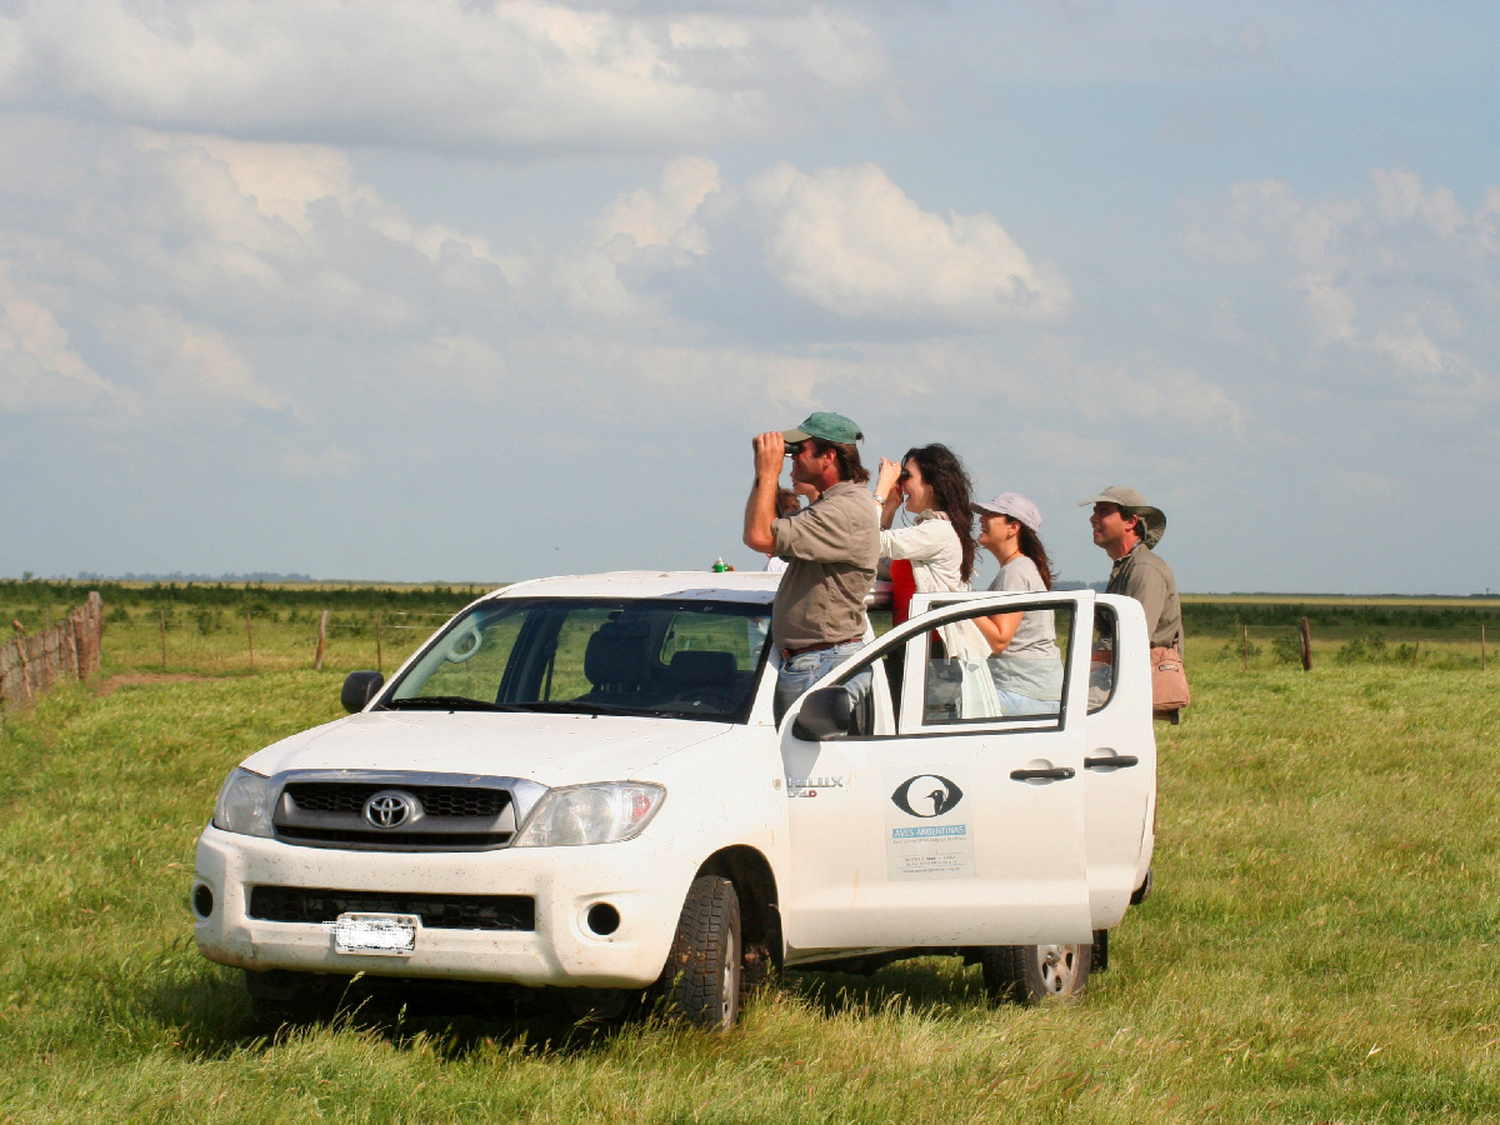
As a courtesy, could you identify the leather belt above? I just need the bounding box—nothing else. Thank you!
[780,638,862,661]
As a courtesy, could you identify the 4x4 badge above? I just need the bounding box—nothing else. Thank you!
[891,774,963,818]
[364,791,414,829]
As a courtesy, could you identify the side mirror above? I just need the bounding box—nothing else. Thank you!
[341,670,385,713]
[791,686,851,742]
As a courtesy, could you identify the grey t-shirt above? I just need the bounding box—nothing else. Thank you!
[987,556,1059,657]
[987,555,1064,701]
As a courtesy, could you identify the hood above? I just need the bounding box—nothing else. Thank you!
[239,710,733,786]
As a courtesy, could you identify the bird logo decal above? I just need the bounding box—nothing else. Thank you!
[890,774,964,818]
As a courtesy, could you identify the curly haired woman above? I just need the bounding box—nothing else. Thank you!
[873,443,998,719]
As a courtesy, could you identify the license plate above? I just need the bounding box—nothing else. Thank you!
[328,912,418,955]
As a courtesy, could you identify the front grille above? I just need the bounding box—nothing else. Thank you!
[274,779,516,851]
[248,886,535,931]
[285,783,508,818]
[276,826,512,849]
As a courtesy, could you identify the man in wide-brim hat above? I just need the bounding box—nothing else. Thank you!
[1080,485,1182,655]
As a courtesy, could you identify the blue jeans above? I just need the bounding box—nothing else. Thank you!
[993,689,1058,717]
[774,642,868,724]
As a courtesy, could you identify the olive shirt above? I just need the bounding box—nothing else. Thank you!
[1106,542,1183,650]
[769,480,880,649]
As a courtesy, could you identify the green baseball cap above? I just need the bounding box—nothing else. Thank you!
[780,412,864,444]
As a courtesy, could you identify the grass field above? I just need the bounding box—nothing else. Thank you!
[2,597,1499,1122]
[5,578,1498,677]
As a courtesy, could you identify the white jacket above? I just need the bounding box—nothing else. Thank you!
[879,510,992,665]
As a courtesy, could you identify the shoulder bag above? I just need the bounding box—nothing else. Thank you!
[1151,646,1190,717]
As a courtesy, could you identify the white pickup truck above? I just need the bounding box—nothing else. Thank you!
[193,571,1155,1029]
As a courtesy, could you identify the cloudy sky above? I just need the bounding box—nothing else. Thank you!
[2,1,1497,594]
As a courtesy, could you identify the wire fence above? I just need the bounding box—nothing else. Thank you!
[125,608,462,675]
[0,592,104,714]
[1200,619,1489,672]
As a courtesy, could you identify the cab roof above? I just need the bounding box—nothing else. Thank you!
[488,570,781,605]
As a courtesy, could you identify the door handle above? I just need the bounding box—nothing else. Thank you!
[1084,755,1139,770]
[1010,767,1075,781]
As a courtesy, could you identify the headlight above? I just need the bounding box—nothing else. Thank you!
[511,782,665,847]
[212,768,275,838]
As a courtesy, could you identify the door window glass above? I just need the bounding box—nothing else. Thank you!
[920,602,1073,728]
[1088,604,1118,713]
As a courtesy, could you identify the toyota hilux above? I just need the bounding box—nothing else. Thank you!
[192,571,1156,1029]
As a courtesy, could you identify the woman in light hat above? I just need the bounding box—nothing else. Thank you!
[973,492,1064,715]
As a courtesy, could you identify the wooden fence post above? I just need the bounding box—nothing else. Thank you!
[314,609,328,671]
[1299,617,1313,672]
[38,628,55,694]
[79,592,101,675]
[1242,624,1249,671]
[375,611,383,674]
[17,637,32,701]
[246,609,255,670]
[61,610,78,680]
[1483,625,1488,672]
[159,608,168,671]
[1412,640,1420,667]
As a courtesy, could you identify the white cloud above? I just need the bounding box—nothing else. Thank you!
[283,445,360,479]
[744,162,1070,326]
[0,125,1223,454]
[1017,334,1245,432]
[139,131,521,285]
[408,333,510,401]
[105,304,287,413]
[1298,273,1357,347]
[589,155,1074,332]
[1187,169,1500,401]
[0,265,123,413]
[1185,177,1361,270]
[0,0,887,154]
[0,117,711,440]
[599,155,722,256]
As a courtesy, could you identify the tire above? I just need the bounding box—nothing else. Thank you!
[658,875,742,1031]
[979,943,1092,1005]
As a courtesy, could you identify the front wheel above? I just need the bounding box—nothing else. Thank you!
[658,875,742,1030]
[979,943,1092,1005]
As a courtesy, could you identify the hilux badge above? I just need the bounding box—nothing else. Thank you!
[891,774,964,818]
[364,791,414,829]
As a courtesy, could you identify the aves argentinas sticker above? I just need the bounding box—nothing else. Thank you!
[885,768,974,880]
[890,774,964,817]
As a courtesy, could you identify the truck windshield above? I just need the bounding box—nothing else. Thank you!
[385,597,773,722]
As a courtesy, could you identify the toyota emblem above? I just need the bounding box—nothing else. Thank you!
[363,790,414,829]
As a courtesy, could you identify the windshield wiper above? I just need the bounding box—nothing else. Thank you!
[510,700,676,718]
[384,696,523,713]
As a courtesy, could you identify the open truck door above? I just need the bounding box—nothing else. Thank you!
[778,591,1097,954]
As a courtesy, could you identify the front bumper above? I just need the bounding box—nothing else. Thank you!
[193,825,695,988]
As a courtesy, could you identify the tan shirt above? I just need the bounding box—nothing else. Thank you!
[770,480,880,649]
[1107,542,1183,650]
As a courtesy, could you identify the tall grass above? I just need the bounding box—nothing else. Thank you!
[1,647,1498,1119]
